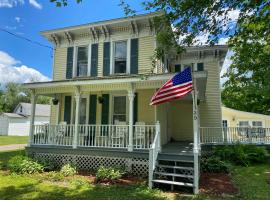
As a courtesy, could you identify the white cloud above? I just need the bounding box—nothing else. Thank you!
[15,16,21,22]
[218,37,229,45]
[29,0,42,9]
[0,0,24,8]
[0,51,50,84]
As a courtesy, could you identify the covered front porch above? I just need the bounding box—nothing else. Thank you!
[25,72,207,152]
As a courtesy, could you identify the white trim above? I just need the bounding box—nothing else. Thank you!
[72,46,77,77]
[110,92,128,124]
[87,43,92,76]
[237,119,265,128]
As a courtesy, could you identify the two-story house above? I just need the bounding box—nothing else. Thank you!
[24,12,228,193]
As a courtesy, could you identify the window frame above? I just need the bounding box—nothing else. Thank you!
[75,45,89,77]
[111,95,128,124]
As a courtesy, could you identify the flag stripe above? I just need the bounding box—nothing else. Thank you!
[150,67,193,105]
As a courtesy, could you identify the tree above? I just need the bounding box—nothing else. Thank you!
[50,0,270,114]
[0,83,51,113]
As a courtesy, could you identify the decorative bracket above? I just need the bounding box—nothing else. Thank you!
[50,34,60,46]
[64,31,73,44]
[130,21,138,36]
[90,27,99,42]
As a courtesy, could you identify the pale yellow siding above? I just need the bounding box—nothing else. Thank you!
[53,47,67,81]
[50,104,57,125]
[97,43,104,77]
[138,36,155,74]
[222,106,270,128]
[170,102,193,141]
[137,89,155,124]
[200,61,222,128]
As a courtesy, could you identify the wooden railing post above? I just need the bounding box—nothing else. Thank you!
[148,148,154,188]
[156,121,161,152]
[28,90,37,147]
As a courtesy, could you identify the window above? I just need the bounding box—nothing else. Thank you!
[79,98,87,124]
[77,46,88,77]
[113,96,126,123]
[197,63,204,71]
[239,121,249,127]
[222,120,228,128]
[114,41,127,74]
[252,121,263,128]
[175,64,181,72]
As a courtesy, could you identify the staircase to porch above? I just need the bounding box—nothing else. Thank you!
[150,142,197,192]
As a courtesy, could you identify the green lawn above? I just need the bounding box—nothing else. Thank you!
[0,150,270,200]
[0,136,28,146]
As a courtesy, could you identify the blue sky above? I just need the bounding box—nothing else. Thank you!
[0,0,146,83]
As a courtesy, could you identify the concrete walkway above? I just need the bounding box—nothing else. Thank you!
[0,144,26,152]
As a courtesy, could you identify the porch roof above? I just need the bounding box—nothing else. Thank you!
[23,72,207,100]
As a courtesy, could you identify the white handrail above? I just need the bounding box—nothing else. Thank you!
[148,121,160,188]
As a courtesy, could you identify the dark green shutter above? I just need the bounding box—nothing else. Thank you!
[103,42,110,76]
[89,95,97,124]
[133,93,138,124]
[175,64,181,72]
[101,94,109,124]
[130,38,138,74]
[91,44,98,77]
[66,47,74,79]
[197,63,204,71]
[64,96,71,124]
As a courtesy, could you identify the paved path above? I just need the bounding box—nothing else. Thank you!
[0,144,26,151]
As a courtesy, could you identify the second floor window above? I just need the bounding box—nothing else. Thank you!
[77,46,88,77]
[114,41,127,74]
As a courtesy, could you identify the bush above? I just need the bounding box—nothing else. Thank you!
[60,164,77,177]
[201,156,231,173]
[96,166,124,182]
[213,144,269,166]
[45,171,64,182]
[8,155,44,174]
[37,158,58,172]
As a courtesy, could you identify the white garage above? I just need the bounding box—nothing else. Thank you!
[0,103,50,136]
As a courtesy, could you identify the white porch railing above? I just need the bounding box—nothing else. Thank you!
[200,127,270,144]
[148,121,161,188]
[31,124,156,149]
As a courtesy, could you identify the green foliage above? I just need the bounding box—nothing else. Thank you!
[44,171,64,182]
[96,166,124,182]
[36,158,58,172]
[213,144,269,166]
[60,164,77,177]
[201,156,231,173]
[8,155,44,174]
[0,82,50,113]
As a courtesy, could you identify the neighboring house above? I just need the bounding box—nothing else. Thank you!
[0,103,50,136]
[222,106,270,128]
[23,12,228,193]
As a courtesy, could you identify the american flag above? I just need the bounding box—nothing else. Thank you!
[150,67,193,105]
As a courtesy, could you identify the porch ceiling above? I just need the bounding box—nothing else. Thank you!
[23,72,207,99]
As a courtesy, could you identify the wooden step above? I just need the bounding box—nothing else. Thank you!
[154,171,193,179]
[158,154,194,163]
[157,164,194,171]
[152,179,194,187]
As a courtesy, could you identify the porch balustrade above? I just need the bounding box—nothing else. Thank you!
[200,127,270,144]
[31,124,156,149]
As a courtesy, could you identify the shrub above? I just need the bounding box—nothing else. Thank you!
[60,164,77,177]
[37,158,58,172]
[201,156,231,173]
[45,171,64,182]
[213,144,269,166]
[8,155,44,174]
[96,166,124,182]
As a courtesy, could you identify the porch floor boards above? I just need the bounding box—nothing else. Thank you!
[161,142,194,156]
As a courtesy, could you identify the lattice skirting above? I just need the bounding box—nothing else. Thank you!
[31,152,149,177]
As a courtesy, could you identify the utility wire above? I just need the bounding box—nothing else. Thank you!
[0,27,54,51]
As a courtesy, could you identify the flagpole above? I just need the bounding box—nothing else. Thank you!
[192,68,199,194]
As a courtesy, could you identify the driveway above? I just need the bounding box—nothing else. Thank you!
[0,144,26,151]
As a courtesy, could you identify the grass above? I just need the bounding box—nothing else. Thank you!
[0,136,28,146]
[0,150,270,200]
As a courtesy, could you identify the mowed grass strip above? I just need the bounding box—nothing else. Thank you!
[0,136,28,146]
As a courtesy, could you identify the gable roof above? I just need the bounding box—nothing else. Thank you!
[2,113,26,118]
[222,106,270,119]
[14,103,51,117]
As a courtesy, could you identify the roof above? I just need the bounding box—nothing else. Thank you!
[14,103,51,117]
[222,106,270,119]
[2,113,26,118]
[41,11,163,35]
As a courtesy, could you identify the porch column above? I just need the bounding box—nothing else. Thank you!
[73,87,81,149]
[28,90,37,147]
[192,88,199,194]
[128,89,135,152]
